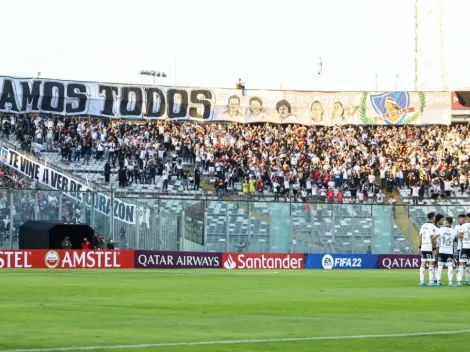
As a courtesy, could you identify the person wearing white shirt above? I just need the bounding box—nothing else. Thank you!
[300,188,307,202]
[454,214,465,267]
[162,169,169,191]
[306,178,312,197]
[47,195,58,207]
[290,156,298,167]
[411,184,420,205]
[334,168,341,188]
[311,184,318,201]
[419,212,439,286]
[320,187,326,202]
[444,179,452,198]
[102,141,109,160]
[35,129,43,144]
[327,179,335,190]
[158,150,165,160]
[376,190,384,204]
[457,214,470,286]
[358,191,364,203]
[379,168,386,188]
[140,149,147,160]
[284,177,290,199]
[176,161,184,179]
[272,179,280,201]
[165,161,172,174]
[436,216,458,286]
[46,128,54,150]
[96,141,104,161]
[108,142,115,162]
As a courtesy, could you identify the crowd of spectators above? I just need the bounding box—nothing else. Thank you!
[2,113,470,204]
[0,164,35,189]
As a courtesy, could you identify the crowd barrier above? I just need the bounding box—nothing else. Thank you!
[0,250,421,270]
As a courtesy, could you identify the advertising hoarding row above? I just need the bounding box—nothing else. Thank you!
[0,250,420,270]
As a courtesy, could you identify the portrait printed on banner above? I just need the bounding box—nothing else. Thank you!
[276,100,298,124]
[219,95,245,123]
[330,101,359,125]
[245,97,270,122]
[310,100,324,123]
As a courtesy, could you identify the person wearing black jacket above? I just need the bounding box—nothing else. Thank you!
[118,167,127,188]
[134,165,142,184]
[149,162,156,184]
[107,238,115,250]
[193,166,201,190]
[61,236,72,249]
[95,236,105,250]
[104,161,111,183]
[349,180,357,203]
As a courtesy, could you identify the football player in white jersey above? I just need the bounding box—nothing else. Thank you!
[436,216,458,286]
[454,214,465,265]
[419,212,439,286]
[457,213,470,286]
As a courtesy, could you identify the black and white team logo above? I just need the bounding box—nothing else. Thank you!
[321,254,334,270]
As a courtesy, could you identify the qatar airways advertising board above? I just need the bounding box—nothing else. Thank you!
[134,251,222,269]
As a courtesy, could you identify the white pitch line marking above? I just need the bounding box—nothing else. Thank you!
[2,329,470,352]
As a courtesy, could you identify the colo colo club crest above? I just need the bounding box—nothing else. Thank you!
[360,92,425,125]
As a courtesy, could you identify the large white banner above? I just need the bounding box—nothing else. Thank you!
[0,75,451,125]
[0,146,136,224]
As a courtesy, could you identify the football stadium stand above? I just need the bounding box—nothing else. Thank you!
[1,112,469,253]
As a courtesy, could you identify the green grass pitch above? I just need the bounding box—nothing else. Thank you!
[0,269,469,352]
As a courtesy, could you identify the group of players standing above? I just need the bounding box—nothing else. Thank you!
[419,212,470,287]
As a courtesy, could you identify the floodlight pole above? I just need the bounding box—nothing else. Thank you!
[414,0,419,91]
[439,0,448,91]
[414,0,447,91]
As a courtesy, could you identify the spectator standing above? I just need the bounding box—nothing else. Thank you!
[81,237,91,249]
[119,227,127,249]
[193,166,201,190]
[411,183,420,205]
[104,161,111,183]
[182,168,189,190]
[118,167,127,188]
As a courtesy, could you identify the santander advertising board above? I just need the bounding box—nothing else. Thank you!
[222,253,304,270]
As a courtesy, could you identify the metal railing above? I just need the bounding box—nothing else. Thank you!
[2,188,466,254]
